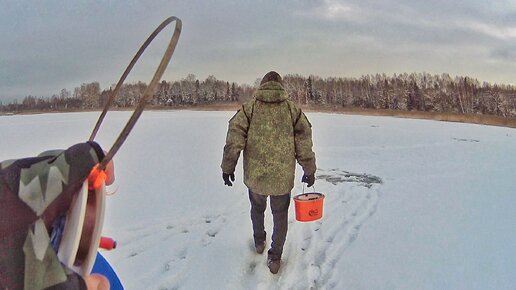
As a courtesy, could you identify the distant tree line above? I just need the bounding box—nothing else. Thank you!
[284,73,516,117]
[1,72,515,117]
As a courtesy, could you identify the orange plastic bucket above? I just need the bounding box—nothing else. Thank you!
[293,192,325,222]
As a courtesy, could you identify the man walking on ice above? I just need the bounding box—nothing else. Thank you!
[221,71,317,274]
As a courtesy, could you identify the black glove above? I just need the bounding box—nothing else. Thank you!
[302,173,315,187]
[223,172,235,186]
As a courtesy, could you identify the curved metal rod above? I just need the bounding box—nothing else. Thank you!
[88,16,181,170]
[89,16,181,142]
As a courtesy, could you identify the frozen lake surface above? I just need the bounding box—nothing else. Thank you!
[1,111,514,290]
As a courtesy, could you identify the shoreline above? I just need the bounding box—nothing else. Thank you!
[2,103,515,128]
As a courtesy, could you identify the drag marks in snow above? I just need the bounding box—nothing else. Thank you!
[279,169,382,289]
[104,213,231,290]
[105,168,383,289]
[233,168,383,289]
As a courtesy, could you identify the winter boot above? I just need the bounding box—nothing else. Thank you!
[267,257,281,274]
[255,240,266,254]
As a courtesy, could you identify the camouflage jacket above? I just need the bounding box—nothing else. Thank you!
[221,81,316,195]
[0,142,105,290]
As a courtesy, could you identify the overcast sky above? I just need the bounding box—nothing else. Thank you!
[1,0,516,101]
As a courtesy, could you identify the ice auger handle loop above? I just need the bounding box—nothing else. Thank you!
[88,16,182,170]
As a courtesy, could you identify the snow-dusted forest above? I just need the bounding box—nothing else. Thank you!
[2,72,515,117]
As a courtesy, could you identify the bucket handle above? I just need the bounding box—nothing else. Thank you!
[302,183,318,200]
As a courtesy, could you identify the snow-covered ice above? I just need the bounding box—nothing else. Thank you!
[1,110,515,289]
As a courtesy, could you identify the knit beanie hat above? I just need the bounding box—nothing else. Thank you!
[260,71,283,85]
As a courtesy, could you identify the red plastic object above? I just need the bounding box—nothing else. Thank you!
[99,237,117,250]
[293,192,325,222]
[88,165,107,190]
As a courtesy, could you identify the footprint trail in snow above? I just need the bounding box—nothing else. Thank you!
[234,168,383,289]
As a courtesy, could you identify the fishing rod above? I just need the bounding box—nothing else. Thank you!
[55,16,182,277]
[89,16,182,170]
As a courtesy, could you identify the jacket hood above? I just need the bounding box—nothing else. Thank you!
[255,81,288,103]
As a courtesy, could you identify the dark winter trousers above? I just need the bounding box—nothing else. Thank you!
[248,190,291,261]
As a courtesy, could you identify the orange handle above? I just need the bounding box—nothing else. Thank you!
[88,165,107,190]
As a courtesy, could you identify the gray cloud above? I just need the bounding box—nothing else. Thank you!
[491,45,516,62]
[1,0,516,101]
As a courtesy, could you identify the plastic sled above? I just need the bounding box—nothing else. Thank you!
[92,252,124,290]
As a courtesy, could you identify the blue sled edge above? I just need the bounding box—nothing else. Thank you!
[92,252,124,290]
